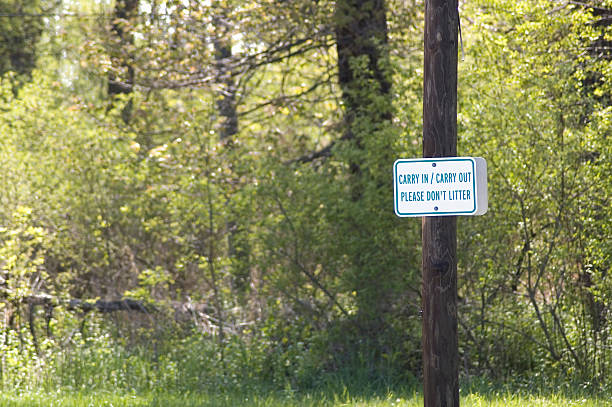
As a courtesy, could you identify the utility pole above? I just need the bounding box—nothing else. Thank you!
[422,0,459,406]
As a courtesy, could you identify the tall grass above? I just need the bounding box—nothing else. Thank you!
[0,387,610,407]
[0,320,609,406]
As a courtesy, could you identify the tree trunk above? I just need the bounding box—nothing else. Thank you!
[213,7,238,141]
[333,0,394,331]
[108,0,138,122]
[335,0,392,166]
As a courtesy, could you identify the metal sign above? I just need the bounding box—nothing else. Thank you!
[393,157,488,217]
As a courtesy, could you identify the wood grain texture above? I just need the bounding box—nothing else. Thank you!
[422,0,459,405]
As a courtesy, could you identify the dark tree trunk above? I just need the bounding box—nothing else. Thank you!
[212,5,251,299]
[333,0,394,330]
[335,0,391,105]
[213,10,238,141]
[0,0,44,79]
[108,0,138,122]
[335,0,392,150]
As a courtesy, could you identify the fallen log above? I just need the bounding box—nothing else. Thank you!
[67,298,151,313]
[22,294,152,313]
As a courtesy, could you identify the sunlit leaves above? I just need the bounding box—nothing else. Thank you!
[457,0,611,380]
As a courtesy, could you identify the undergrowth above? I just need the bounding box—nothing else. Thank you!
[0,318,609,406]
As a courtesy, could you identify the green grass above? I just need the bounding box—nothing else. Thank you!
[0,386,609,407]
[1,328,609,406]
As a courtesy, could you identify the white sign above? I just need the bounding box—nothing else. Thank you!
[393,157,488,217]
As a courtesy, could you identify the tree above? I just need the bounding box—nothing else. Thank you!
[0,0,47,81]
[332,0,402,332]
[107,0,138,122]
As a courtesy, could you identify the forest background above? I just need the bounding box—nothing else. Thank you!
[0,0,610,403]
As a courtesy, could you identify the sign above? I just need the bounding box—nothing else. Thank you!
[393,157,487,217]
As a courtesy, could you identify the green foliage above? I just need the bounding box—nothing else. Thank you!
[0,0,609,398]
[0,207,49,302]
[458,0,611,383]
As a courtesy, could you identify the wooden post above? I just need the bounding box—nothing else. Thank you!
[422,0,459,406]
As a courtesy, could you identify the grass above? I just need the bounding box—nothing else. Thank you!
[0,384,609,406]
[1,326,609,406]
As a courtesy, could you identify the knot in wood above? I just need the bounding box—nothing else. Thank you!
[432,261,450,273]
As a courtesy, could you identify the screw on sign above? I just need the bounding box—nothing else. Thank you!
[393,157,487,217]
